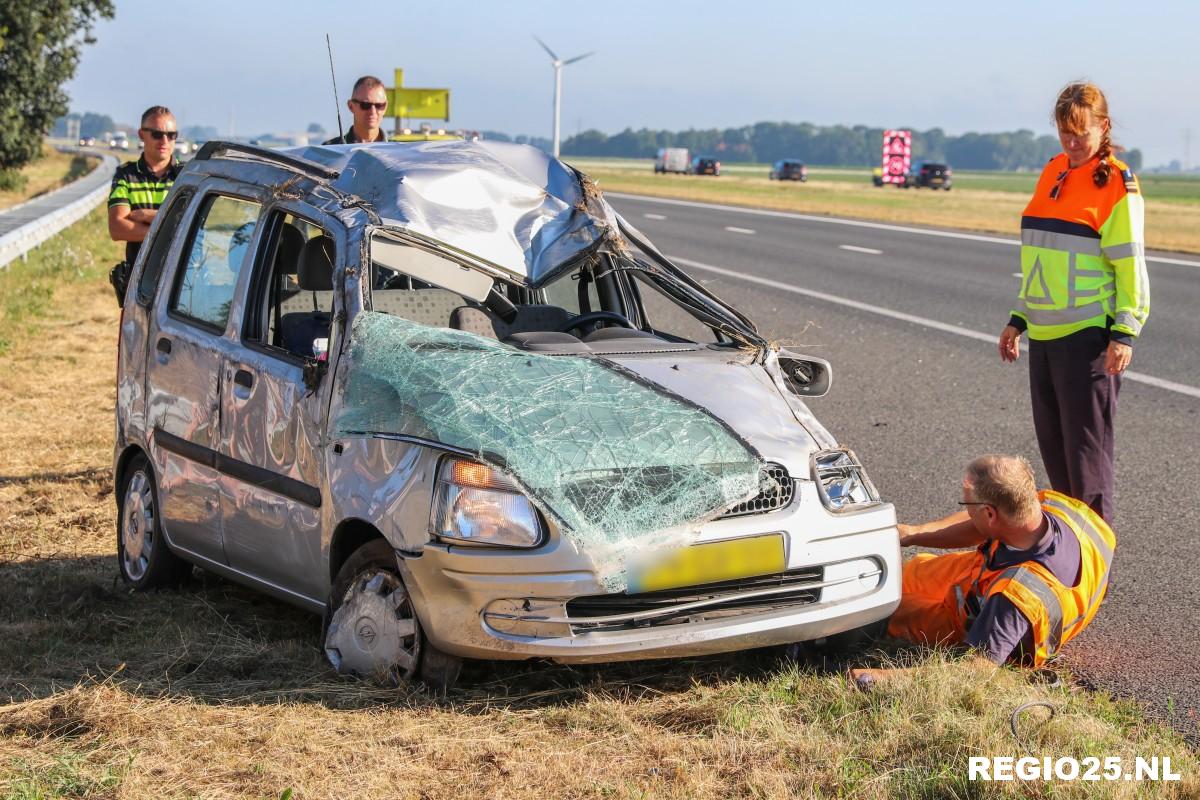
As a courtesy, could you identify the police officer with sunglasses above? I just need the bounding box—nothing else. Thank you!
[323,75,389,144]
[107,105,183,302]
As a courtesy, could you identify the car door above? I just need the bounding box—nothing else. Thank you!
[216,207,344,602]
[146,188,265,564]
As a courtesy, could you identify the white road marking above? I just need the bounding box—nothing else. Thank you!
[608,192,1200,269]
[670,254,1200,400]
[643,213,667,220]
[724,226,756,235]
[839,245,883,255]
[1012,272,1023,277]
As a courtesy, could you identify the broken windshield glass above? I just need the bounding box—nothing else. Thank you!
[335,312,763,588]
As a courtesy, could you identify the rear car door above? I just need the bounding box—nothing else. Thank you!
[217,207,344,603]
[146,189,264,564]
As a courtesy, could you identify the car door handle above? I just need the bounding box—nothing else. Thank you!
[156,337,172,355]
[233,369,254,389]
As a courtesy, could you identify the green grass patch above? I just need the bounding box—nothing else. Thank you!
[0,207,119,356]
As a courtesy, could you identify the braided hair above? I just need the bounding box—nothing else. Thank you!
[1053,81,1116,188]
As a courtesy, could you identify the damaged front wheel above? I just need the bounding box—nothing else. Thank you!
[325,539,462,690]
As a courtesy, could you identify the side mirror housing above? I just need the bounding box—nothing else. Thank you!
[777,351,832,398]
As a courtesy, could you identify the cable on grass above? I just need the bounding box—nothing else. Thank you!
[1010,700,1057,744]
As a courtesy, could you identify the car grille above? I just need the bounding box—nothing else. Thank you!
[566,566,823,633]
[718,463,794,519]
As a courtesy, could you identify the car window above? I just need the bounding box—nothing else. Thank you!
[539,268,601,316]
[244,211,332,358]
[629,272,719,343]
[136,189,192,307]
[170,195,261,329]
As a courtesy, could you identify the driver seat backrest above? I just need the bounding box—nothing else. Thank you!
[449,304,571,340]
[278,235,335,356]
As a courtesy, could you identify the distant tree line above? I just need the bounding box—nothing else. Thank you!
[561,122,1143,172]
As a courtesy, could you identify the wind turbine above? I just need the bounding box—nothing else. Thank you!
[534,36,594,157]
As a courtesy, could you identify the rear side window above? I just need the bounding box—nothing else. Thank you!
[170,195,261,329]
[136,189,191,307]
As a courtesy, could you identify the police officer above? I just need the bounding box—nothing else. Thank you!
[998,82,1150,522]
[324,76,389,144]
[107,105,183,300]
[850,455,1115,688]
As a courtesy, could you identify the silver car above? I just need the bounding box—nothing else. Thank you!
[114,140,900,687]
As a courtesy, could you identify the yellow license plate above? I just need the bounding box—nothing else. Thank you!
[631,534,785,593]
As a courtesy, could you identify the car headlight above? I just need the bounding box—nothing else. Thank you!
[431,458,544,548]
[811,448,880,513]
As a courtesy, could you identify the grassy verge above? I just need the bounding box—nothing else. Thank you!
[0,145,99,211]
[568,158,1200,254]
[1,212,1196,798]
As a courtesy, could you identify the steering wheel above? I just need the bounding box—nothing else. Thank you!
[558,310,636,336]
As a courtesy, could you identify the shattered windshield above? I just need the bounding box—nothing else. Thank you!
[335,312,763,588]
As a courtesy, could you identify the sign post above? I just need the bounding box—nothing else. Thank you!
[386,68,451,136]
[881,130,912,185]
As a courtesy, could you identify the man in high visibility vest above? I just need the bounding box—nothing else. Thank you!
[850,454,1114,687]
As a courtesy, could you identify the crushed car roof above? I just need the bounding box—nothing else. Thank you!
[284,140,622,287]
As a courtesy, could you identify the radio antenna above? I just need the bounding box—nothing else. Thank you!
[325,33,344,140]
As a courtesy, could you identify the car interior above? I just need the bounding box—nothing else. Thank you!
[255,218,728,360]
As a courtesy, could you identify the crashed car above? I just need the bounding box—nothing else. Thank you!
[113,140,901,687]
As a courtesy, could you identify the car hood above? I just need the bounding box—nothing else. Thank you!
[602,351,827,476]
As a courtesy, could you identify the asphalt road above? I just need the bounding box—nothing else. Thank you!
[607,192,1200,741]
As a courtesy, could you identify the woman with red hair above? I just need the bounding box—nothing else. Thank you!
[998,81,1150,522]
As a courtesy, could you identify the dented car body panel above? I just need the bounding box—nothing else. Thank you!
[114,140,900,666]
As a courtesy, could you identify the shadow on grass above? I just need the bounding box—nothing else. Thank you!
[0,553,896,715]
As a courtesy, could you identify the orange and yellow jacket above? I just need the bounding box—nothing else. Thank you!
[972,491,1116,666]
[1010,153,1150,344]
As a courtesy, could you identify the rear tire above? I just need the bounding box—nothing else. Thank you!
[117,454,190,589]
[324,539,463,689]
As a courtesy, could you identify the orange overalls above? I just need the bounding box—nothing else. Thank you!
[887,491,1115,666]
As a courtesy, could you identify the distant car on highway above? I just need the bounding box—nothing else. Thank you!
[110,133,130,151]
[769,160,807,182]
[911,162,952,190]
[654,147,689,174]
[79,136,96,147]
[689,156,721,176]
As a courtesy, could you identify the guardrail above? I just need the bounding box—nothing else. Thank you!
[0,147,118,270]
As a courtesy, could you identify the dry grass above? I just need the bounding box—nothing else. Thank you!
[1,210,1197,799]
[575,164,1200,255]
[0,146,98,211]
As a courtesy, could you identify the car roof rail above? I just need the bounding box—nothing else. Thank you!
[193,140,340,181]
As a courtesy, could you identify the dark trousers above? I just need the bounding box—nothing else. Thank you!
[1028,327,1120,522]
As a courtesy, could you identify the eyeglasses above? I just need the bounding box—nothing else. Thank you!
[141,128,178,141]
[958,501,993,507]
[351,99,387,112]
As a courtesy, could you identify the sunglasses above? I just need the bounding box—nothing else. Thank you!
[1049,169,1068,200]
[351,99,387,112]
[141,128,178,141]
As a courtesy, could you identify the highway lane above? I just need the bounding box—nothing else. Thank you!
[608,193,1200,740]
[609,193,1200,390]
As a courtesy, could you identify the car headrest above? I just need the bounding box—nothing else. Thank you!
[275,223,305,275]
[297,234,334,291]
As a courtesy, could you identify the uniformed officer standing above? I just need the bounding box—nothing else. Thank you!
[998,82,1150,522]
[323,76,389,145]
[107,105,183,297]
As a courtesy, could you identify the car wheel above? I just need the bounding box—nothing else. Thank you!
[325,539,462,689]
[821,618,889,654]
[117,454,190,589]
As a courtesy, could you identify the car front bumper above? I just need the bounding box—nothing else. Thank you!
[398,489,901,663]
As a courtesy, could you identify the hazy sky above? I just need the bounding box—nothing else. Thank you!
[66,0,1199,166]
